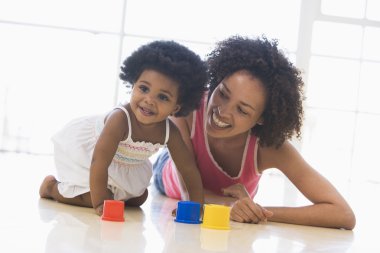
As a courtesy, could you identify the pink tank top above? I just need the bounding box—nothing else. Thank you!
[162,97,261,199]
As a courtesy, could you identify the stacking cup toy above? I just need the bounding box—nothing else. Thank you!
[101,200,125,222]
[201,204,231,230]
[174,201,202,224]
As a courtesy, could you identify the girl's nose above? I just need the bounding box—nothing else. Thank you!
[144,95,154,105]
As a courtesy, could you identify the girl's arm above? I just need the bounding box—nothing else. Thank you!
[168,113,195,156]
[258,141,356,229]
[90,110,127,213]
[166,121,204,205]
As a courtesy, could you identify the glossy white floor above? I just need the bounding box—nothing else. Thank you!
[0,152,378,253]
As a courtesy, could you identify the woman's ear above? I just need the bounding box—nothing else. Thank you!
[257,117,264,125]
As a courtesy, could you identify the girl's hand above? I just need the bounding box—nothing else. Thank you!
[222,183,250,199]
[95,204,104,216]
[230,197,273,224]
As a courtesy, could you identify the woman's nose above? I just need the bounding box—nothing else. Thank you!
[218,104,231,116]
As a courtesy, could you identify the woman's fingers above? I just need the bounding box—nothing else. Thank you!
[257,203,274,219]
[222,183,250,199]
[231,198,268,223]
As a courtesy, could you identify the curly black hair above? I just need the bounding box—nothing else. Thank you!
[119,40,207,117]
[207,35,305,148]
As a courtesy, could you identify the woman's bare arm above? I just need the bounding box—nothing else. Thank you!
[258,141,356,229]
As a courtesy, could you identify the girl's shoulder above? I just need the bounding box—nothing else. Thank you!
[102,106,130,141]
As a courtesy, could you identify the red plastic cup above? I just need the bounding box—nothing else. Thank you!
[101,200,125,222]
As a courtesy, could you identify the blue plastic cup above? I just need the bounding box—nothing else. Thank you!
[174,201,202,224]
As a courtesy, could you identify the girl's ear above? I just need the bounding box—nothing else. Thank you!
[170,105,181,116]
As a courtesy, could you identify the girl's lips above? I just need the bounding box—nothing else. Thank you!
[139,106,154,116]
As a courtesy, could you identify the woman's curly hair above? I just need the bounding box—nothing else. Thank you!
[120,40,207,117]
[207,35,305,148]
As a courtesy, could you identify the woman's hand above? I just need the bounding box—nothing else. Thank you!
[230,197,273,223]
[222,183,250,199]
[223,183,273,223]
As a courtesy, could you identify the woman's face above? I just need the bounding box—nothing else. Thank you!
[206,70,267,139]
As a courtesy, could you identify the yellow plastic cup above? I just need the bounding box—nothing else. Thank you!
[201,204,231,230]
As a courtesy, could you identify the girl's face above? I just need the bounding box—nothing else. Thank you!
[206,70,266,139]
[130,69,180,125]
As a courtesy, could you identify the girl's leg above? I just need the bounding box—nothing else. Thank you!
[39,175,99,208]
[124,189,148,207]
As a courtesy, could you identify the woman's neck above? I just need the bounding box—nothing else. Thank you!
[207,131,249,149]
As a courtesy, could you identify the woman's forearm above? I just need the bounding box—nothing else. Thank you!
[266,203,356,230]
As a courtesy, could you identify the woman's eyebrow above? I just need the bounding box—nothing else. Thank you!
[221,82,230,93]
[241,101,256,111]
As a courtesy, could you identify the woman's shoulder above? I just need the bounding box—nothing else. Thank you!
[257,140,301,172]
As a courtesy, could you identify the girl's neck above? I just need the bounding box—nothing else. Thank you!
[126,104,160,130]
[125,103,167,144]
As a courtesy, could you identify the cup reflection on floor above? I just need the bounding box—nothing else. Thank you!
[101,220,125,241]
[200,227,230,252]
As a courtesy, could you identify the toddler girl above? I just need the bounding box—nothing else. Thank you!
[39,40,207,215]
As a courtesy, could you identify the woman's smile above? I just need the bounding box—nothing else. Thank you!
[211,110,231,128]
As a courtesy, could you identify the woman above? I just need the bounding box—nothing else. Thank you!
[153,35,355,229]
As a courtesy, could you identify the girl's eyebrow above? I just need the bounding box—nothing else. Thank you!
[222,82,256,111]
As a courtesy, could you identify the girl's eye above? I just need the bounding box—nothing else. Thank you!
[158,94,169,101]
[139,85,149,93]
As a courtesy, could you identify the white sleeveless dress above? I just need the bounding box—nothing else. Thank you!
[52,106,169,201]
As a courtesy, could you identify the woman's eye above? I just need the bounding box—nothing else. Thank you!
[238,107,248,115]
[219,89,227,99]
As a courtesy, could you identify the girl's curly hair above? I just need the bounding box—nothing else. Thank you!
[207,35,305,148]
[120,40,207,117]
